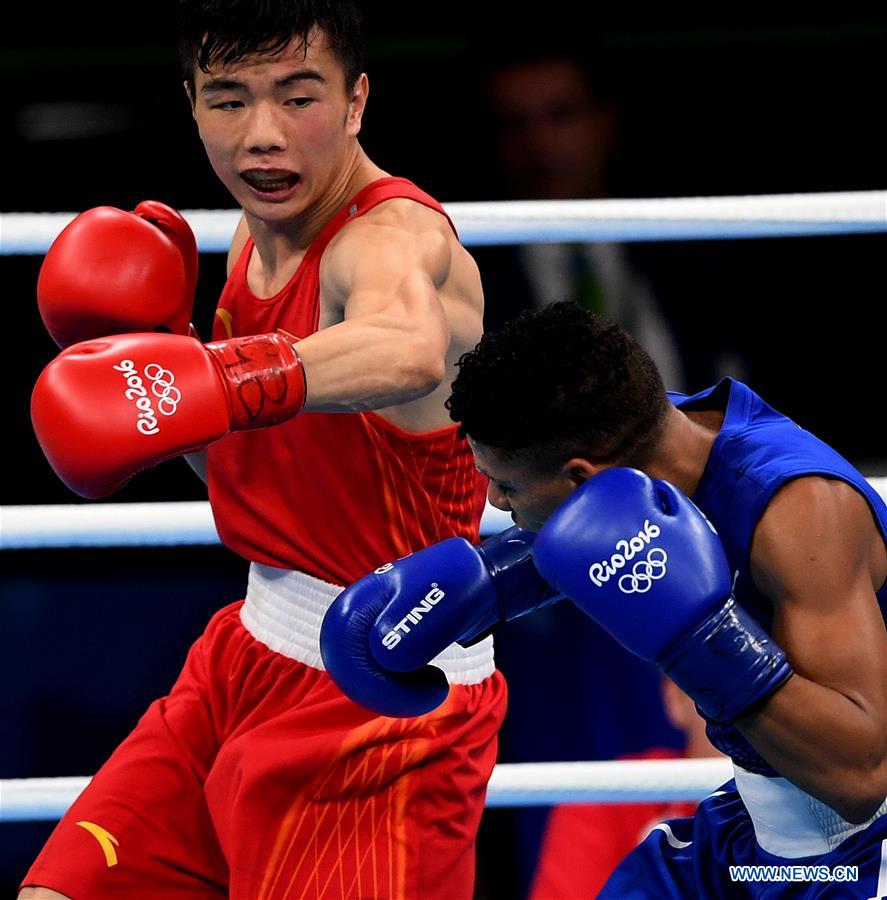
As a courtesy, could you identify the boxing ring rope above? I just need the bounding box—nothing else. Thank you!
[3,192,885,823]
[2,190,885,254]
[3,482,887,549]
[0,500,521,548]
[0,758,736,823]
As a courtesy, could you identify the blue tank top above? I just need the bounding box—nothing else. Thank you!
[670,379,887,774]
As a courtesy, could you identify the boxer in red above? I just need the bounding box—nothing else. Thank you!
[22,2,506,897]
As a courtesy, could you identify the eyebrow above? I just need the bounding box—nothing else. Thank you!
[475,465,514,488]
[201,68,327,94]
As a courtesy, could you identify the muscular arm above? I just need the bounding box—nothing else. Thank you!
[737,477,887,822]
[293,212,459,413]
[183,209,473,475]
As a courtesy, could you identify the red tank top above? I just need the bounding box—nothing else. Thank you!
[206,177,487,584]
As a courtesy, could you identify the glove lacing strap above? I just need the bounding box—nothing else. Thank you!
[205,331,306,430]
[241,563,496,683]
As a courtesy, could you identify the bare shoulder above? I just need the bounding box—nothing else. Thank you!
[356,200,484,328]
[757,476,877,544]
[353,198,482,302]
[328,198,454,270]
[751,476,885,601]
[322,197,482,321]
[356,196,454,236]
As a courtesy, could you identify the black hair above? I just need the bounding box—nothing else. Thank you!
[446,302,669,470]
[177,0,364,94]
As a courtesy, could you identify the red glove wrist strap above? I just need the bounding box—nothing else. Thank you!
[205,331,306,430]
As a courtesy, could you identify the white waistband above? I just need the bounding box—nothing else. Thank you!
[734,763,887,858]
[240,562,496,684]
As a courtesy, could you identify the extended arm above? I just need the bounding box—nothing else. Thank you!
[294,213,465,412]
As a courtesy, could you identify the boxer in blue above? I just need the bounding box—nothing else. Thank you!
[321,301,887,898]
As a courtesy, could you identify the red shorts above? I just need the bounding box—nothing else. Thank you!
[23,600,507,899]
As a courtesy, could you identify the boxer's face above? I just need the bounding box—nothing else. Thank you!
[188,29,367,225]
[470,439,596,532]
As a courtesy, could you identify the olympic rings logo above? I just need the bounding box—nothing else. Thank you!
[144,364,181,416]
[588,519,661,587]
[113,358,182,437]
[617,548,668,594]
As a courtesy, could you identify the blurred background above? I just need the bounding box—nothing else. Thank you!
[3,5,885,897]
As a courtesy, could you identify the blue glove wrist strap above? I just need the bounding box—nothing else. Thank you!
[458,527,563,646]
[660,597,794,722]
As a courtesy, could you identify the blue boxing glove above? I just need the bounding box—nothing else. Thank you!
[320,526,561,717]
[533,468,793,722]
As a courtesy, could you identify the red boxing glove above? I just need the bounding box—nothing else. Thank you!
[31,331,306,498]
[37,201,198,348]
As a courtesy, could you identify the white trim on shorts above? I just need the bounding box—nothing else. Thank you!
[240,562,496,685]
[734,763,887,858]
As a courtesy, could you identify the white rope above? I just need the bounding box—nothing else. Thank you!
[1,501,219,549]
[445,191,887,245]
[2,191,885,254]
[0,757,735,822]
[1,777,89,823]
[0,500,515,549]
[3,480,884,550]
[485,757,734,807]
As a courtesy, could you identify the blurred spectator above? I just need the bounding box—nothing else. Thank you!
[529,678,723,899]
[470,40,685,390]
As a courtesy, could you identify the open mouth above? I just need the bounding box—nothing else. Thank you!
[240,169,300,194]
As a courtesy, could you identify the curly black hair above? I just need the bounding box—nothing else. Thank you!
[178,0,364,94]
[446,302,668,470]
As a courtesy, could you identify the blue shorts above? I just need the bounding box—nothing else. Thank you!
[599,779,887,899]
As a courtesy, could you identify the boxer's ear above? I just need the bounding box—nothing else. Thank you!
[346,73,369,136]
[184,81,197,118]
[563,457,598,487]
